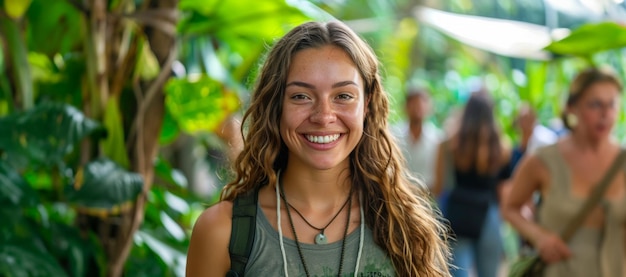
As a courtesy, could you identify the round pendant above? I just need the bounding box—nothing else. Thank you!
[314,233,327,244]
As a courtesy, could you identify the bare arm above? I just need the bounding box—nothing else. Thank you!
[186,201,233,277]
[501,154,571,263]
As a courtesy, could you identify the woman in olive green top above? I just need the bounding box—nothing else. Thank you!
[503,67,625,276]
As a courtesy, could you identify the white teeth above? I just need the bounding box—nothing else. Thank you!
[305,134,340,144]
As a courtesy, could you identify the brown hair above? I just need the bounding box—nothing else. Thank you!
[221,21,450,276]
[453,91,503,174]
[562,66,623,129]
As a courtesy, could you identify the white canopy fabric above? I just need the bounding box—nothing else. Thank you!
[413,6,560,61]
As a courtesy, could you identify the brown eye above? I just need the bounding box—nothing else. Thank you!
[337,93,354,100]
[291,94,310,100]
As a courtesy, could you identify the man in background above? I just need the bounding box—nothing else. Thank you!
[394,87,443,190]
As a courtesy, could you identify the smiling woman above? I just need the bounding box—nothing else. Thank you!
[281,45,366,171]
[185,21,451,277]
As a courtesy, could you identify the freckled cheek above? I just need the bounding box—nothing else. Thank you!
[280,106,312,138]
[336,108,366,127]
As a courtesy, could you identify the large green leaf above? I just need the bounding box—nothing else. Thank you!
[177,0,330,86]
[525,61,548,106]
[100,97,130,168]
[65,158,143,214]
[125,239,169,277]
[34,53,86,109]
[41,221,103,277]
[0,242,68,277]
[0,160,37,206]
[159,106,181,145]
[154,157,188,189]
[25,0,82,56]
[164,75,240,133]
[178,0,327,39]
[544,22,626,57]
[134,38,161,81]
[0,102,103,169]
[134,230,186,276]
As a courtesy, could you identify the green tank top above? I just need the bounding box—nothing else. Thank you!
[245,202,396,276]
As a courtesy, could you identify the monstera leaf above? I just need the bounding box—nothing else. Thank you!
[65,158,143,216]
[0,102,104,169]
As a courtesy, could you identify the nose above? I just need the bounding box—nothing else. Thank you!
[310,100,336,125]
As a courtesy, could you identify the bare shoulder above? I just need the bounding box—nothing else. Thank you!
[186,201,233,277]
[515,152,550,189]
[518,152,548,175]
[192,201,234,235]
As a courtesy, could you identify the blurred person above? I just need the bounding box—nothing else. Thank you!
[501,104,558,261]
[443,107,463,138]
[504,104,558,215]
[510,103,558,168]
[433,91,511,277]
[186,21,451,276]
[394,87,443,189]
[502,67,624,277]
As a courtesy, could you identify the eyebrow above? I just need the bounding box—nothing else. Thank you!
[332,81,358,88]
[285,80,358,89]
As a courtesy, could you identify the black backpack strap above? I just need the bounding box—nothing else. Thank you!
[226,187,259,277]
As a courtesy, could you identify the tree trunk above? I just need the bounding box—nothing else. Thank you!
[106,0,178,275]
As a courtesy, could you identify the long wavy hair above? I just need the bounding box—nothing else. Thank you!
[221,21,450,276]
[453,91,503,174]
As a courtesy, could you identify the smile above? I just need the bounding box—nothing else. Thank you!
[305,134,340,144]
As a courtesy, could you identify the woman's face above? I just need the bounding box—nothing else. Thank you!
[280,45,367,171]
[570,81,621,140]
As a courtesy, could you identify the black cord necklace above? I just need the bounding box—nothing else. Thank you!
[280,188,351,244]
[280,183,352,277]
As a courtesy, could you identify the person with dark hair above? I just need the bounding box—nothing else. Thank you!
[394,87,443,190]
[186,21,451,277]
[433,91,511,277]
[503,66,625,277]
